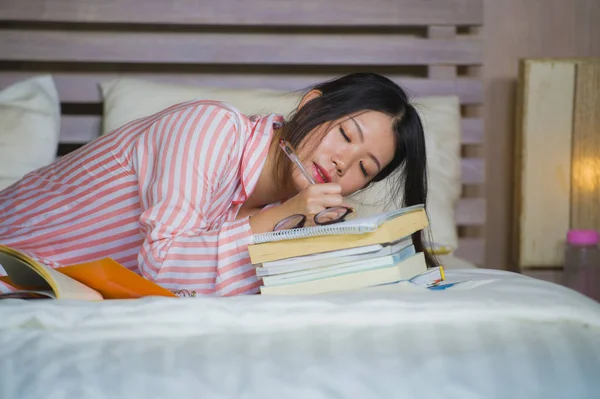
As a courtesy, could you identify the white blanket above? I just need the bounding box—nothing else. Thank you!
[1,269,599,399]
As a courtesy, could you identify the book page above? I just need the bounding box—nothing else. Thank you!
[0,250,103,301]
[0,290,56,299]
[336,204,424,229]
[262,244,384,268]
[42,266,104,301]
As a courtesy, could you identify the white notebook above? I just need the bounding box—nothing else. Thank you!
[259,251,427,296]
[252,204,424,244]
[261,244,416,286]
[256,238,413,277]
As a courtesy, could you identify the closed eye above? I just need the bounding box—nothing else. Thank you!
[360,161,369,178]
[340,127,351,142]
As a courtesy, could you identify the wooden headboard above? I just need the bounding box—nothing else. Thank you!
[0,0,485,266]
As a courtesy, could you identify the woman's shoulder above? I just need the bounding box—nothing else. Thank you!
[167,99,249,130]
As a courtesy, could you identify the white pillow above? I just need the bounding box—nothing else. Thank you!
[100,78,301,134]
[100,78,461,250]
[0,75,60,190]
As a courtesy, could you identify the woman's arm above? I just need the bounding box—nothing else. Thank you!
[133,103,259,296]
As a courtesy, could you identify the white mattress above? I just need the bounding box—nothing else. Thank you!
[1,267,599,399]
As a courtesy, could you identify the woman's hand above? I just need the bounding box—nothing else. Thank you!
[248,183,345,234]
[281,183,344,216]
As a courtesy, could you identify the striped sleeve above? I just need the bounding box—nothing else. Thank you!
[133,103,259,296]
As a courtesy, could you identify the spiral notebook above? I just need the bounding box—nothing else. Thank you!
[252,204,425,244]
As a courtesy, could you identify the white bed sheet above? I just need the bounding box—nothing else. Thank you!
[1,268,599,399]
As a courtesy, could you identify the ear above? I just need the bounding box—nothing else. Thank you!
[297,89,322,110]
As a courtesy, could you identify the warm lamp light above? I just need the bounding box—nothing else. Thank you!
[572,157,600,192]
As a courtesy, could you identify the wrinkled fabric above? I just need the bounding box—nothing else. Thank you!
[1,269,599,399]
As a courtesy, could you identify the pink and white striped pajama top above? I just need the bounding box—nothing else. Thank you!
[0,100,283,296]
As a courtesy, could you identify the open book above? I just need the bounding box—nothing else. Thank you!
[0,245,176,300]
[253,204,426,244]
[248,204,428,264]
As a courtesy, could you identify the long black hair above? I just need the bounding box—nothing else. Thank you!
[274,72,437,268]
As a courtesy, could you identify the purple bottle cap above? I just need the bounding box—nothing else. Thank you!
[567,229,599,245]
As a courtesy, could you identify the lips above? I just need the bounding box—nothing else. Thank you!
[313,162,332,184]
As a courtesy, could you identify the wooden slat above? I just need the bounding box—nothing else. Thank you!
[456,198,486,225]
[60,115,484,149]
[455,238,484,265]
[428,27,458,79]
[461,117,484,144]
[461,158,484,184]
[0,0,483,26]
[0,73,484,105]
[0,30,482,65]
[60,116,101,144]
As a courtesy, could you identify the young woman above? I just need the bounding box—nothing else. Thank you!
[0,72,432,296]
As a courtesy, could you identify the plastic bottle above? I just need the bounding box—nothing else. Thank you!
[563,229,600,301]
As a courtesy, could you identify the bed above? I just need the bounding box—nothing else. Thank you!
[0,0,599,397]
[1,270,600,398]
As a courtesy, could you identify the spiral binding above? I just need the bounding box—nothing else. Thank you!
[252,224,372,244]
[172,289,196,298]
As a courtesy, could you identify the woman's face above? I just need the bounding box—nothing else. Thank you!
[293,110,396,196]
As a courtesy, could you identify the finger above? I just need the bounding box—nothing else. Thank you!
[306,182,342,195]
[320,194,345,208]
[306,194,344,213]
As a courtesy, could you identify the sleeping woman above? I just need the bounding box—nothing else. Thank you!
[0,72,433,296]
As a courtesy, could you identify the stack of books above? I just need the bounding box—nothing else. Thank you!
[248,204,444,295]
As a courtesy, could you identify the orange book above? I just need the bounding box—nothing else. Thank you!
[0,245,176,300]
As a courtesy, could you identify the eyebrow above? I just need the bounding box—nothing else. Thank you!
[349,116,381,172]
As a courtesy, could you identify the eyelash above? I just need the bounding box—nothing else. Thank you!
[360,162,369,178]
[340,127,351,142]
[340,127,369,178]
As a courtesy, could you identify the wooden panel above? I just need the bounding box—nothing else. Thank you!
[0,73,484,104]
[428,27,458,79]
[570,63,600,231]
[514,60,575,268]
[0,30,482,65]
[60,114,485,155]
[456,198,486,225]
[455,238,484,265]
[461,118,484,144]
[0,0,483,26]
[61,116,101,144]
[461,158,484,185]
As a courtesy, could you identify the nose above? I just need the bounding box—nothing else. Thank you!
[332,156,346,176]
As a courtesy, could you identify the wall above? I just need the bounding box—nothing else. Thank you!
[483,0,600,271]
